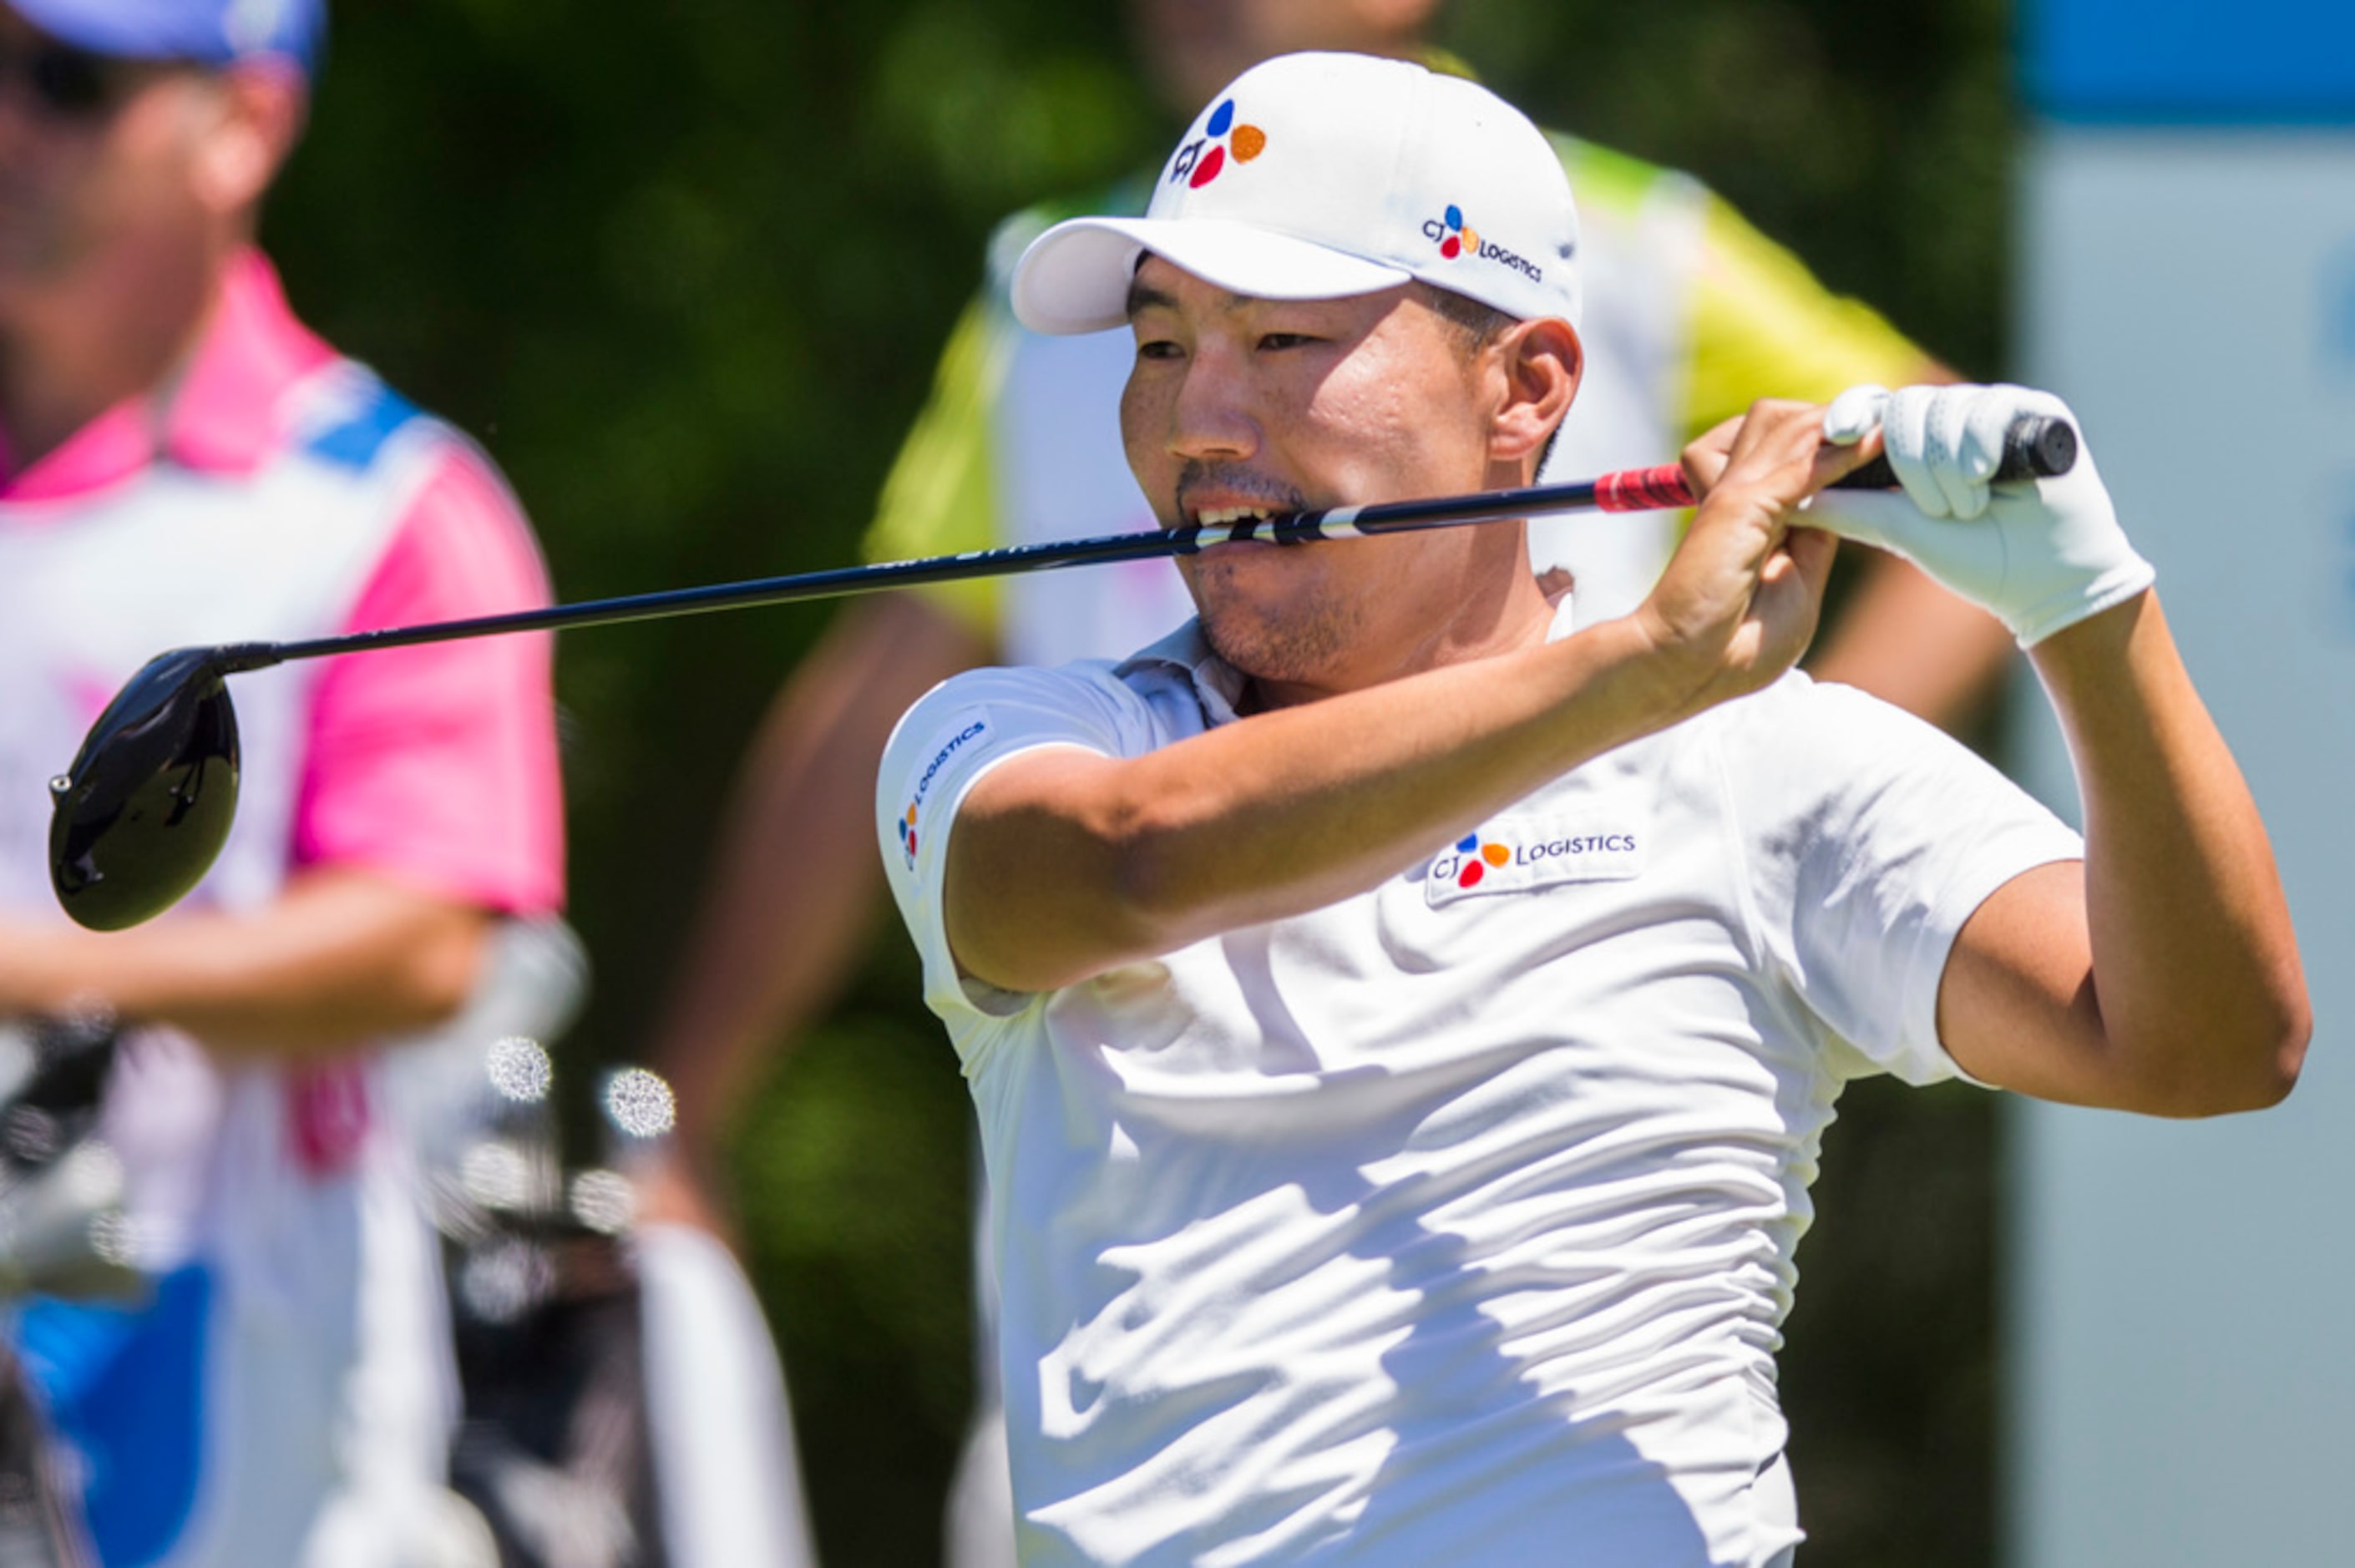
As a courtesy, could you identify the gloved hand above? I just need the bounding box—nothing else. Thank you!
[1815,383,2155,647]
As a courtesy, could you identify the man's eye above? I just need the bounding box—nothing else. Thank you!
[1258,332,1317,351]
[1136,338,1184,362]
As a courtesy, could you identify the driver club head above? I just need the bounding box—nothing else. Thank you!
[48,648,243,933]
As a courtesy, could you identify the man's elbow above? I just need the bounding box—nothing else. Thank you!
[1101,787,1272,959]
[945,804,1173,996]
[2136,997,2310,1118]
[2246,993,2312,1110]
[2223,974,2312,1113]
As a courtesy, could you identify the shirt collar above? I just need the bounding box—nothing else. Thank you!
[1113,594,1580,725]
[0,248,338,503]
[1115,620,1250,726]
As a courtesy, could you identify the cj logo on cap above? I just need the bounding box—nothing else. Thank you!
[1429,205,1481,260]
[1422,204,1545,284]
[1169,99,1268,190]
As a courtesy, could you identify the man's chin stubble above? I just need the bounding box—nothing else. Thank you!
[1193,579,1365,690]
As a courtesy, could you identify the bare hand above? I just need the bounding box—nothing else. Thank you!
[1633,399,1873,716]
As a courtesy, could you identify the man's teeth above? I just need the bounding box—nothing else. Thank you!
[1198,506,1276,527]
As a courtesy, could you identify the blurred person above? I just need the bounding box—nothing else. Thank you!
[0,1,568,1562]
[879,51,2305,1562]
[637,0,2011,1559]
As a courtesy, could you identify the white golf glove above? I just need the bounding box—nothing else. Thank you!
[1816,383,2155,647]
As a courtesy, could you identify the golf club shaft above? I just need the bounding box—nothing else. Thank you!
[207,414,2073,677]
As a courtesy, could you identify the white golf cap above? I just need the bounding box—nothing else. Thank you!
[1011,52,1580,336]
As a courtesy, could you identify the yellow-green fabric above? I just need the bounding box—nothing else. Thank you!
[1547,134,1929,442]
[858,177,1150,645]
[1681,190,1933,440]
[860,298,1011,636]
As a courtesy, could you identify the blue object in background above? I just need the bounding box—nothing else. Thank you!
[2026,0,2355,122]
[18,1268,214,1567]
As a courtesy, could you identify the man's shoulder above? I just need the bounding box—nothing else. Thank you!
[925,655,1136,712]
[887,627,1219,777]
[1701,669,1924,748]
[287,362,436,474]
[1694,671,2011,817]
[892,657,1144,766]
[878,654,1159,887]
[267,356,548,618]
[213,250,479,480]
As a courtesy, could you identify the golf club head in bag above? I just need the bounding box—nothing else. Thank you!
[0,1017,135,1303]
[443,1053,815,1568]
[0,1349,95,1568]
[443,1055,669,1568]
[0,1016,133,1568]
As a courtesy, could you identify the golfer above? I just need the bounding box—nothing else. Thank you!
[878,52,2306,1565]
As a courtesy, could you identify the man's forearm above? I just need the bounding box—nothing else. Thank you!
[2028,591,2307,1110]
[952,402,1858,994]
[952,614,1699,991]
[0,867,490,1059]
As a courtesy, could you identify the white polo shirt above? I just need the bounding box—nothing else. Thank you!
[879,620,2080,1567]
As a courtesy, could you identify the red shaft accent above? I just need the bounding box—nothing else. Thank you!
[1596,464,1695,513]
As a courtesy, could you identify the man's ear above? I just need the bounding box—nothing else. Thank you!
[190,63,306,219]
[1488,316,1582,472]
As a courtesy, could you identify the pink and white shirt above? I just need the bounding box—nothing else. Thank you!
[0,247,563,918]
[0,249,565,1568]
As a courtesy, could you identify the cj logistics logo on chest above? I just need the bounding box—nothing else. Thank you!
[1426,821,1642,907]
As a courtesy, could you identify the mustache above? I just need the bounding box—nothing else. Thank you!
[1173,463,1310,519]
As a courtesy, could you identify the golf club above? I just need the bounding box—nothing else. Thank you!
[46,416,2076,932]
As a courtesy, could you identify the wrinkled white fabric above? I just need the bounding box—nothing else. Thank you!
[1819,382,2155,646]
[879,614,2084,1566]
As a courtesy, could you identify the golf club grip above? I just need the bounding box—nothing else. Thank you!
[1836,412,2077,493]
[1593,413,2078,513]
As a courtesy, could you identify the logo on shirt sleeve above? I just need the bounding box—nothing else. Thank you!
[1425,816,1642,907]
[895,708,993,871]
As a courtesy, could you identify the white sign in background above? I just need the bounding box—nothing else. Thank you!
[2012,131,2355,1566]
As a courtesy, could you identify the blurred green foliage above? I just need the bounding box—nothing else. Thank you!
[266,2,2016,1561]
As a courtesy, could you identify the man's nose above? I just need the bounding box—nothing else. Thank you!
[1166,340,1259,462]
